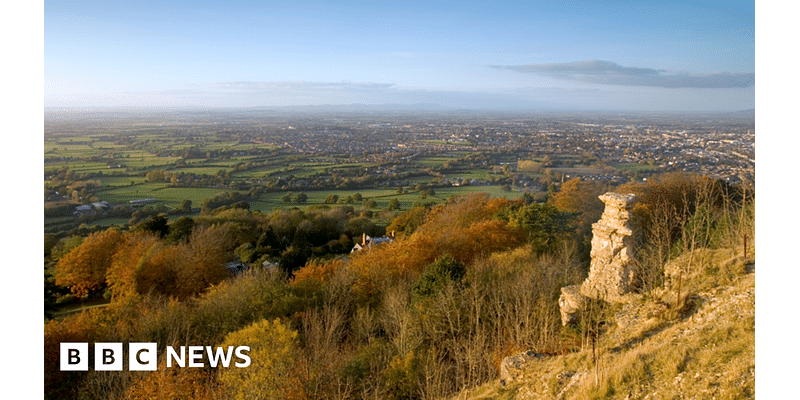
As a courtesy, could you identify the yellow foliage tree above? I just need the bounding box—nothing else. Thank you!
[219,318,298,400]
[55,229,123,297]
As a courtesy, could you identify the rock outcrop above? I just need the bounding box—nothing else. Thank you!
[579,192,639,302]
[499,350,545,387]
[559,192,639,325]
[558,285,586,326]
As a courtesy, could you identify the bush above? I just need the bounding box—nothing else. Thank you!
[411,255,465,300]
[219,318,298,400]
[382,352,422,400]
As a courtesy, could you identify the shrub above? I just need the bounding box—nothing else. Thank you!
[382,352,422,400]
[219,318,298,400]
[411,255,465,300]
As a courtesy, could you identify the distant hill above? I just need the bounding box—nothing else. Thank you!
[721,108,755,119]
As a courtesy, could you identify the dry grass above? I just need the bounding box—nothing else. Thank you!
[454,257,754,400]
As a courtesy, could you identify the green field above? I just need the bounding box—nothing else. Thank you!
[415,156,458,168]
[247,185,525,213]
[44,127,553,234]
[99,184,240,208]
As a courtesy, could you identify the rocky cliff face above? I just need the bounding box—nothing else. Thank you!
[559,192,639,325]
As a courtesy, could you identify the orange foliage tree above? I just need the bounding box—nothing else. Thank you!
[44,309,112,398]
[345,193,526,296]
[549,177,606,227]
[107,225,233,301]
[178,224,236,297]
[106,231,162,300]
[54,229,123,297]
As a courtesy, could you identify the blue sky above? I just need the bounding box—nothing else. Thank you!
[44,0,755,111]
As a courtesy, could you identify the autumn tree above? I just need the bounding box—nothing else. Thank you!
[178,224,236,298]
[549,177,606,228]
[54,229,123,297]
[106,231,162,300]
[219,318,298,400]
[548,177,607,258]
[386,206,429,238]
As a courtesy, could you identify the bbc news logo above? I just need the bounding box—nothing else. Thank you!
[60,343,251,371]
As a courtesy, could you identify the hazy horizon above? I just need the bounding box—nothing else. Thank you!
[45,1,754,112]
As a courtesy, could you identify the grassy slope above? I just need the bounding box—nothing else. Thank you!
[457,251,755,400]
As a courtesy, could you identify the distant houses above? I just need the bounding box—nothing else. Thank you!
[73,201,110,216]
[351,232,396,253]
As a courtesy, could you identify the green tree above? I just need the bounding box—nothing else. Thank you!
[166,216,195,244]
[411,255,465,300]
[179,199,193,213]
[382,352,422,400]
[506,202,570,253]
[134,215,170,238]
[324,194,340,204]
[388,198,401,211]
[294,192,308,204]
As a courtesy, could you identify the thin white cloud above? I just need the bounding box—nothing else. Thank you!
[492,60,754,89]
[208,81,395,93]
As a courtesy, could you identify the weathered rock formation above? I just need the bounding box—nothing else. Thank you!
[579,192,639,302]
[558,285,586,326]
[559,192,639,325]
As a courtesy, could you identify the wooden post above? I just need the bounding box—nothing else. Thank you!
[743,234,748,258]
[676,271,682,310]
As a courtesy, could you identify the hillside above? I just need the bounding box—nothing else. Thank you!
[457,250,755,400]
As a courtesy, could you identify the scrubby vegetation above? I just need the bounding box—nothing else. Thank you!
[44,172,754,399]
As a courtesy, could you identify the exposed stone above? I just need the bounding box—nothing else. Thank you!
[558,285,586,326]
[579,193,639,302]
[499,350,545,387]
